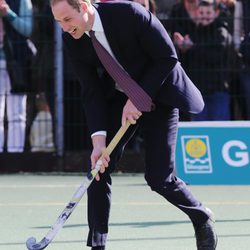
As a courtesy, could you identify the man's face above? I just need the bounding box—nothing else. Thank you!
[198,5,218,26]
[51,0,89,39]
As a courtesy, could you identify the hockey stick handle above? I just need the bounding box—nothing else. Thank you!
[104,121,130,155]
[86,120,131,180]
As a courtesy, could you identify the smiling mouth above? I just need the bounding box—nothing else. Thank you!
[70,28,77,35]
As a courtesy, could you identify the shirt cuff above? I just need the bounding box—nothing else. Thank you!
[4,9,17,22]
[91,131,107,138]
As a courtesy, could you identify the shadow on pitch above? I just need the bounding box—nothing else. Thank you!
[33,220,190,229]
[33,218,250,229]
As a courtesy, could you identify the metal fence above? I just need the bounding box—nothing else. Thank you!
[1,1,249,156]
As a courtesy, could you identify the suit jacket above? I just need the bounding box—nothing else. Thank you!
[63,1,204,134]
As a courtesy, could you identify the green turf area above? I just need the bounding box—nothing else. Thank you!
[1,173,250,250]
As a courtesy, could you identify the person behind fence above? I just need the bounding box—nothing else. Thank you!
[50,0,217,249]
[234,0,250,120]
[169,0,199,122]
[169,0,199,58]
[30,0,57,150]
[29,93,55,152]
[169,0,199,79]
[0,0,34,152]
[216,0,236,34]
[182,0,233,121]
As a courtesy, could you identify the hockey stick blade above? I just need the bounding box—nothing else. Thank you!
[26,121,131,250]
[26,237,49,250]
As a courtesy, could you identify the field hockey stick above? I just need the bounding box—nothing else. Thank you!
[26,121,131,250]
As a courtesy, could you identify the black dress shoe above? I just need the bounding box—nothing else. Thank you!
[193,215,218,249]
[91,247,105,250]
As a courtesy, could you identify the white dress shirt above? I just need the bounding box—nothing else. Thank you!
[87,7,123,138]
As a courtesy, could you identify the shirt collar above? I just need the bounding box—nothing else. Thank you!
[91,7,104,33]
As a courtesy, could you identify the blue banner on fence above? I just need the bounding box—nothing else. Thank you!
[176,121,250,184]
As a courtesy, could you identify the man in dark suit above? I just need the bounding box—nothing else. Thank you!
[50,0,217,249]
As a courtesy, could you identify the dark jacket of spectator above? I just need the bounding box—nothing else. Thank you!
[3,0,35,93]
[186,18,232,95]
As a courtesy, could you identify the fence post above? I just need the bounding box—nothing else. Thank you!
[54,22,64,158]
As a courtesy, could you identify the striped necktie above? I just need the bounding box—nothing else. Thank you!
[89,30,153,112]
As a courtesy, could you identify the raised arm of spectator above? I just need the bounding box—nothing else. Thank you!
[1,0,33,37]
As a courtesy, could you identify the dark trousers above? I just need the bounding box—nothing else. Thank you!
[87,92,210,247]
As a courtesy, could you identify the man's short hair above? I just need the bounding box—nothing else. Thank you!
[50,0,90,12]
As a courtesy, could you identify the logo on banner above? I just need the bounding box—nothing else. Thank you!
[222,140,249,167]
[181,136,212,174]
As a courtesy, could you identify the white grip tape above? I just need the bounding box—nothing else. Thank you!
[95,159,103,171]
